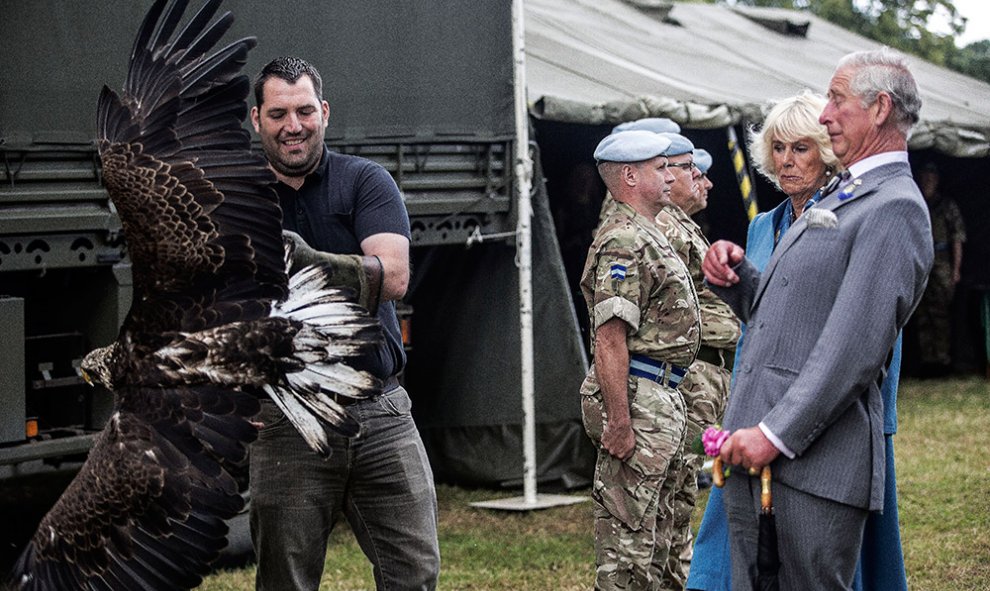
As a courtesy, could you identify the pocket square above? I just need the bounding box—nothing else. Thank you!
[804,208,838,229]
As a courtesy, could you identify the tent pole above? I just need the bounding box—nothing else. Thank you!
[470,0,586,512]
[514,0,537,507]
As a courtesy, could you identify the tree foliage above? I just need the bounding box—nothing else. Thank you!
[717,0,990,85]
[950,40,990,85]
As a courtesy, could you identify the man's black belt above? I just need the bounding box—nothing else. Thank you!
[695,345,735,369]
[333,374,401,406]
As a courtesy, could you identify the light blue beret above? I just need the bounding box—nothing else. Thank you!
[611,117,681,135]
[692,149,713,174]
[594,130,673,163]
[658,133,695,157]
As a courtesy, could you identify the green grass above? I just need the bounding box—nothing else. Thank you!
[201,377,989,590]
[895,377,990,591]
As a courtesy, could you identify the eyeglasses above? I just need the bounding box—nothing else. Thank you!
[666,161,696,171]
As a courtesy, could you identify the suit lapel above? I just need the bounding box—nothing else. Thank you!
[748,162,911,312]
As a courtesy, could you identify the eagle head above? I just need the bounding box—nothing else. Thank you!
[81,344,119,390]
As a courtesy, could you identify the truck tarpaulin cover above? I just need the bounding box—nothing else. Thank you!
[1,0,516,144]
[1,0,594,488]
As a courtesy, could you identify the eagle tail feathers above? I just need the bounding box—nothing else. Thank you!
[262,385,339,455]
[299,364,381,400]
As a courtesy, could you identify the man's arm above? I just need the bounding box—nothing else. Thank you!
[594,318,636,461]
[361,232,410,301]
[952,240,963,285]
[702,240,760,324]
[948,200,966,286]
[701,240,745,287]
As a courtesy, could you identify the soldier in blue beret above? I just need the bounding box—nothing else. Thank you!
[693,149,714,212]
[581,126,702,590]
[594,129,673,163]
[693,148,713,175]
[655,140,742,589]
[596,130,685,222]
[612,117,681,135]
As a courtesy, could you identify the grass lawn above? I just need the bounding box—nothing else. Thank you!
[202,376,989,590]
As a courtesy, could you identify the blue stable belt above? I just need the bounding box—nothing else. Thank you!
[629,354,688,388]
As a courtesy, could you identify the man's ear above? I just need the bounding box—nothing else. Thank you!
[872,92,894,127]
[250,105,261,133]
[622,163,637,187]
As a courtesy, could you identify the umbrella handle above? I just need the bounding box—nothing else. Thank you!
[712,457,725,488]
[760,465,772,511]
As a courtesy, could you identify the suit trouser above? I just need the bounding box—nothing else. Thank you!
[685,435,906,591]
[722,471,867,591]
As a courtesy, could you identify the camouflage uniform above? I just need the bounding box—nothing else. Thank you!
[655,204,740,589]
[580,200,701,590]
[598,191,618,226]
[915,194,966,366]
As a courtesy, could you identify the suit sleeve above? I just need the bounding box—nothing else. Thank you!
[707,257,760,324]
[762,196,932,456]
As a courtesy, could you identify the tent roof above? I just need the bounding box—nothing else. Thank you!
[525,0,990,157]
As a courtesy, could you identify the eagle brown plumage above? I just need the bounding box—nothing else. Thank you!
[8,1,381,589]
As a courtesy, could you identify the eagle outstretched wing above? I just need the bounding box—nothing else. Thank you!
[12,385,258,590]
[96,0,286,348]
[9,1,381,589]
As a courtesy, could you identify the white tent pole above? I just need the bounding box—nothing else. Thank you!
[471,0,587,511]
[470,0,586,512]
[512,0,538,506]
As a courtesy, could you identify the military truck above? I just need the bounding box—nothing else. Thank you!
[1,0,591,567]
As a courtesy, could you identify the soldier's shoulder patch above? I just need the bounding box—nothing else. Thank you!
[610,263,627,281]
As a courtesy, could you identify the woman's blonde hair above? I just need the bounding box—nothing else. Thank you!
[748,90,841,189]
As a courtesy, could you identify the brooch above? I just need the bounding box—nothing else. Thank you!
[838,178,863,200]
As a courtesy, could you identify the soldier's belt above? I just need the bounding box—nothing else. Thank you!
[629,354,687,388]
[695,345,735,369]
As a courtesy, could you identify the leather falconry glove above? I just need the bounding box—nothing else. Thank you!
[282,230,384,315]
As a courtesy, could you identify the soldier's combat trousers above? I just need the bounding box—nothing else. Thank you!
[581,370,687,590]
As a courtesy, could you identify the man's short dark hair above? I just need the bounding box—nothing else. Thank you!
[253,56,323,107]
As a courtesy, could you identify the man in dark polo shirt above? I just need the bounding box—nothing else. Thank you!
[249,56,440,591]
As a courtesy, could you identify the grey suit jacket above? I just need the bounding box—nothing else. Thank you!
[712,161,932,511]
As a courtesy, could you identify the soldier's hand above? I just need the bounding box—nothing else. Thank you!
[702,240,745,287]
[602,421,636,461]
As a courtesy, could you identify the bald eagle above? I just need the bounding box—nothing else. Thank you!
[8,0,381,589]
